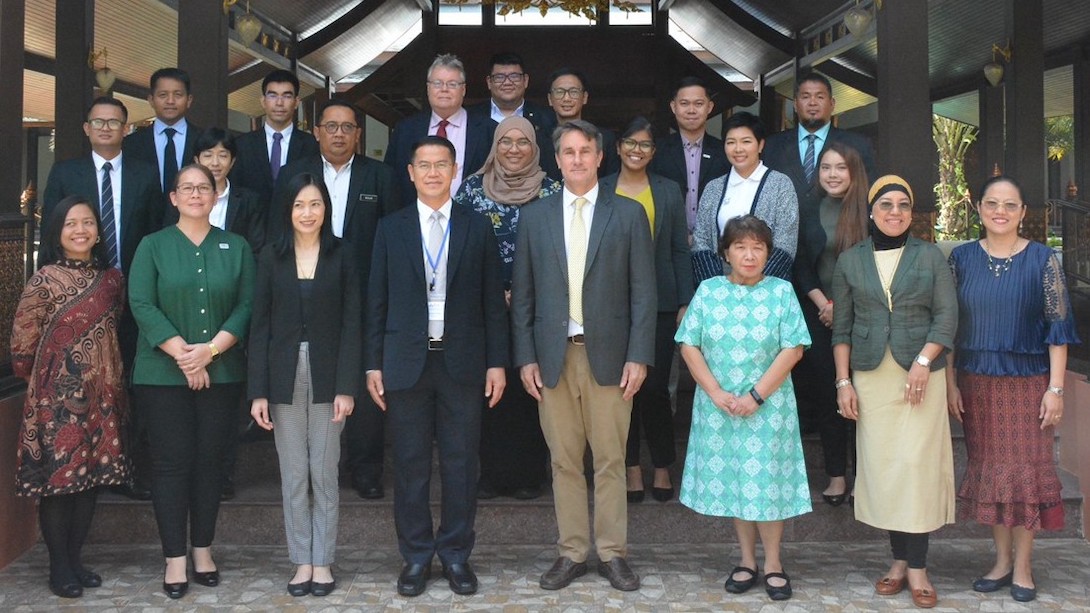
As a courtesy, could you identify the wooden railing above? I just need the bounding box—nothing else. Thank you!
[0,215,35,379]
[1049,198,1090,292]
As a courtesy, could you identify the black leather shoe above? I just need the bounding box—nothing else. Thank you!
[724,566,758,594]
[193,569,219,587]
[597,557,640,591]
[764,571,793,601]
[287,580,310,597]
[1010,582,1037,602]
[163,580,188,599]
[822,493,847,506]
[540,557,587,590]
[651,486,674,502]
[397,563,431,597]
[74,568,102,588]
[352,476,384,500]
[310,579,336,597]
[626,489,645,503]
[972,571,1013,593]
[442,562,478,595]
[49,578,83,599]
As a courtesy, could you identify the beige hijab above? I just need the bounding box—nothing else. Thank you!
[478,116,547,205]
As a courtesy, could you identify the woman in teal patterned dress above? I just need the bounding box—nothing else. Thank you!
[676,215,811,601]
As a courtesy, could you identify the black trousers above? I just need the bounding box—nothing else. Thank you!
[344,392,385,484]
[792,294,854,477]
[119,311,152,489]
[889,530,930,569]
[136,382,243,558]
[626,311,678,469]
[479,365,547,490]
[387,352,482,565]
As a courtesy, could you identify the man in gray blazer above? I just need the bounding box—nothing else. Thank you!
[511,120,656,592]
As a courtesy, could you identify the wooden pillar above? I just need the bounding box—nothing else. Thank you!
[757,74,778,132]
[1004,0,1046,240]
[1074,44,1090,203]
[0,0,26,215]
[876,0,935,238]
[178,2,228,129]
[977,83,1004,197]
[54,0,95,161]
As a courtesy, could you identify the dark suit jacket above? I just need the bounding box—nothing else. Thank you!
[599,172,694,312]
[40,155,164,273]
[511,189,656,387]
[648,132,730,206]
[248,242,362,404]
[365,204,508,391]
[468,99,557,159]
[384,110,495,209]
[830,236,957,372]
[230,127,319,209]
[762,126,877,210]
[160,184,265,254]
[122,120,202,191]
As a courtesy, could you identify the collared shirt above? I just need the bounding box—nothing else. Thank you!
[264,122,294,168]
[682,135,704,231]
[562,184,598,337]
[417,199,453,339]
[322,154,354,238]
[717,162,769,235]
[91,150,123,267]
[429,108,468,196]
[153,118,189,185]
[797,121,831,166]
[210,180,231,231]
[490,98,525,124]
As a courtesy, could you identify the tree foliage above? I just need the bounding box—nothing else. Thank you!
[932,115,978,240]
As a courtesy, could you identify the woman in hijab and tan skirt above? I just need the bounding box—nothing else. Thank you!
[830,175,957,609]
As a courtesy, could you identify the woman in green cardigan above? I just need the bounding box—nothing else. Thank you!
[129,164,255,599]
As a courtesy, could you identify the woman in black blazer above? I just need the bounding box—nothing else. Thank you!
[248,173,361,597]
[193,128,266,253]
[601,116,695,503]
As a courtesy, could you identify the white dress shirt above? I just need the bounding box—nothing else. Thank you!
[717,162,769,235]
[210,180,231,231]
[490,99,525,124]
[562,184,598,337]
[91,150,123,265]
[322,154,354,238]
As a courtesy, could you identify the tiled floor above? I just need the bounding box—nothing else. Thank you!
[2,539,1089,611]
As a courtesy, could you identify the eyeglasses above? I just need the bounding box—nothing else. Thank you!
[319,122,358,134]
[980,200,1023,213]
[549,87,584,99]
[874,201,912,213]
[620,138,655,153]
[413,161,453,173]
[427,80,465,90]
[488,72,525,84]
[176,183,214,196]
[263,92,296,102]
[498,137,532,150]
[87,118,124,130]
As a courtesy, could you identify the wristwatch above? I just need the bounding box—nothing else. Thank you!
[1047,385,1064,397]
[914,354,931,367]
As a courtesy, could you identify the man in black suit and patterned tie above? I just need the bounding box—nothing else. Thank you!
[229,69,319,212]
[123,67,201,202]
[41,96,163,500]
[366,136,507,597]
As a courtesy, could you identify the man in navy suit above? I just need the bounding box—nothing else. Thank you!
[467,51,555,169]
[384,54,494,208]
[229,69,319,211]
[272,100,399,500]
[649,77,730,239]
[366,136,507,597]
[41,96,163,500]
[123,67,201,199]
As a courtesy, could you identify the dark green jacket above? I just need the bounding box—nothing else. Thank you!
[830,236,957,372]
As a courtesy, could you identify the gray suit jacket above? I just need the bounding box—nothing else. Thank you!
[830,236,957,372]
[511,188,657,387]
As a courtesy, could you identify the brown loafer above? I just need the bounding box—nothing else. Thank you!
[875,575,906,595]
[597,557,640,591]
[911,586,938,608]
[539,557,587,590]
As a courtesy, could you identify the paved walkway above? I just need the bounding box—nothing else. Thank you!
[2,539,1089,611]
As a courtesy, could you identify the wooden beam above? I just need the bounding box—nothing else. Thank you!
[815,59,876,97]
[704,0,794,55]
[355,93,404,127]
[297,0,386,58]
[25,52,149,100]
[228,61,275,93]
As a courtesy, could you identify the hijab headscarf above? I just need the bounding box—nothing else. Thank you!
[868,174,913,250]
[477,116,547,206]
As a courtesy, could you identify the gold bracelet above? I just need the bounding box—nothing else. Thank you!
[208,342,220,362]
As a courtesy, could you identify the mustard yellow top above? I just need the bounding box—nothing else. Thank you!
[617,185,654,238]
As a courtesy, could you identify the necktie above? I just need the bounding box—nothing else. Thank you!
[427,210,446,339]
[99,162,119,268]
[803,133,817,183]
[436,119,450,139]
[568,197,588,325]
[163,127,178,192]
[270,132,283,181]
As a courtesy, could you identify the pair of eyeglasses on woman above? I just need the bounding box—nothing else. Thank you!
[498,137,532,150]
[620,138,655,153]
[979,200,1023,213]
[176,184,215,196]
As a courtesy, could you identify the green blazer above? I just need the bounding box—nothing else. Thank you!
[830,236,957,372]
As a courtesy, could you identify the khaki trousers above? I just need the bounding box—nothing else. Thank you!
[539,343,632,562]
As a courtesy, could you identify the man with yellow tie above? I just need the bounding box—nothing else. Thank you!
[511,120,656,592]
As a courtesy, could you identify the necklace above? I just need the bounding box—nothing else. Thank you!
[873,246,904,312]
[982,238,1016,277]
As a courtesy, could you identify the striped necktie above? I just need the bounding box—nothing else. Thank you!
[803,134,817,183]
[100,162,119,268]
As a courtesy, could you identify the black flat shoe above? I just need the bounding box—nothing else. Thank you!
[972,571,1013,593]
[163,580,188,599]
[822,493,847,507]
[310,579,336,597]
[49,579,83,599]
[193,569,219,587]
[287,580,311,597]
[74,568,102,588]
[724,566,758,594]
[442,562,478,595]
[764,571,793,601]
[627,489,645,503]
[1010,582,1037,602]
[398,562,431,597]
[651,486,674,502]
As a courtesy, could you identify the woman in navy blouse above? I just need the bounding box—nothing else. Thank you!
[947,175,1080,603]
